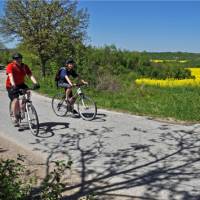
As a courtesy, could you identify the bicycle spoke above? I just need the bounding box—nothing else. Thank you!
[52,93,67,116]
[26,103,39,135]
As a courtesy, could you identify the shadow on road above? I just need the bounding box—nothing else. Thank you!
[37,121,70,138]
[92,113,107,122]
[61,111,107,122]
[0,147,8,153]
[30,122,200,199]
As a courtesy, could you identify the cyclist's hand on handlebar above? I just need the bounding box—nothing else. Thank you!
[32,83,40,90]
[82,81,88,85]
[10,85,17,92]
[10,85,16,90]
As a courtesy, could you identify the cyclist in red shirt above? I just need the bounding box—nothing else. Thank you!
[6,53,40,125]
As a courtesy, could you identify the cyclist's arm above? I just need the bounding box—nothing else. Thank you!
[8,73,16,87]
[30,75,38,85]
[24,65,39,85]
[81,79,88,84]
[65,75,73,86]
[77,75,88,85]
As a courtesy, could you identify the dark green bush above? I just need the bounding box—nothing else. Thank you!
[0,64,5,70]
[0,157,31,200]
[137,65,193,79]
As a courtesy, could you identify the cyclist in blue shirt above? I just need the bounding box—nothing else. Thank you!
[58,59,88,112]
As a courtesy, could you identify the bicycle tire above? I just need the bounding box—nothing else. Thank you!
[51,93,68,116]
[26,102,39,136]
[77,95,97,121]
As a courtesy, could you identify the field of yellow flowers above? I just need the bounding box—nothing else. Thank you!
[151,59,188,63]
[135,68,200,87]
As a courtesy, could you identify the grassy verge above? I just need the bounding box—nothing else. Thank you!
[89,85,200,122]
[29,71,200,122]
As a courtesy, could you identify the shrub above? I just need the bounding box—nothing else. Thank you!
[96,72,121,92]
[137,65,193,80]
[0,156,31,200]
[0,157,73,200]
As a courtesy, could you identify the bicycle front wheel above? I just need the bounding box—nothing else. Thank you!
[26,102,39,136]
[52,93,67,116]
[77,95,97,121]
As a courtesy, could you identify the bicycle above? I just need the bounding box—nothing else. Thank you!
[52,83,97,121]
[9,88,39,135]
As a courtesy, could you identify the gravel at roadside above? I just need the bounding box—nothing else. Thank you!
[0,133,46,180]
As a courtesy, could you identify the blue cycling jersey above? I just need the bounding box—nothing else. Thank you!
[59,67,78,83]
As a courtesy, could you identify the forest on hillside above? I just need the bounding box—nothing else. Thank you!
[1,45,200,83]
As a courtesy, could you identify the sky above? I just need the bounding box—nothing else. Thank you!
[0,1,200,53]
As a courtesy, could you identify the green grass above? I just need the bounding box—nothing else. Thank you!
[82,85,200,122]
[30,72,200,122]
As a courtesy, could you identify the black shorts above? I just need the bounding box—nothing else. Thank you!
[7,83,29,101]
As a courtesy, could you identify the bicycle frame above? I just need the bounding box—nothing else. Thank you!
[9,88,39,135]
[17,90,31,121]
[72,86,84,100]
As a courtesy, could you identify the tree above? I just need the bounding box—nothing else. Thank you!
[0,0,89,76]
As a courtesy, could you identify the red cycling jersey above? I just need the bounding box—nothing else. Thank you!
[6,62,32,89]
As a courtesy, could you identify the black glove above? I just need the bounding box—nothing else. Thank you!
[33,83,40,90]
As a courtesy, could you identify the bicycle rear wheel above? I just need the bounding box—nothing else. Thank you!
[77,95,97,121]
[52,93,68,116]
[26,102,39,135]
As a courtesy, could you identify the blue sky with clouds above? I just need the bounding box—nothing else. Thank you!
[0,1,200,53]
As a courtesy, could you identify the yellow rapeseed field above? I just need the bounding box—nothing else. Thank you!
[151,59,188,63]
[189,68,200,79]
[135,68,200,87]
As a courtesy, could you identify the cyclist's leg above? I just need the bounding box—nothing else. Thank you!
[65,88,73,102]
[7,88,20,123]
[58,81,72,101]
[9,84,29,120]
[13,98,20,119]
[65,87,78,114]
[65,89,78,114]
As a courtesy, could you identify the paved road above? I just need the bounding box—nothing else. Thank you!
[1,69,200,200]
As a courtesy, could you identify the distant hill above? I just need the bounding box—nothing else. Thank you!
[144,52,200,60]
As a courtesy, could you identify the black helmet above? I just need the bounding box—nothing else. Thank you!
[65,58,75,65]
[12,53,23,60]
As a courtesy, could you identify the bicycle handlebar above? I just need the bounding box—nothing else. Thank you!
[13,85,40,95]
[73,83,88,87]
